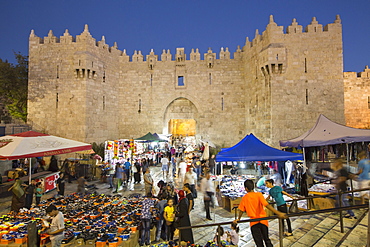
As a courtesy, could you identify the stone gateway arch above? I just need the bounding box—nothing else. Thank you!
[163,97,198,137]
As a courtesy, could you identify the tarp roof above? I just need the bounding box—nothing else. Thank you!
[216,133,303,162]
[135,132,166,142]
[279,114,370,148]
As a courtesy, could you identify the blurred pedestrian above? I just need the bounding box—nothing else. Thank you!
[8,178,25,214]
[200,172,215,220]
[77,175,87,194]
[356,151,370,204]
[184,167,197,198]
[331,158,356,219]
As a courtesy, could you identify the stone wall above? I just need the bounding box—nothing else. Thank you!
[344,66,370,129]
[28,15,346,148]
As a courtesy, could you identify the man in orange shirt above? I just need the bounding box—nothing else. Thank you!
[233,179,287,247]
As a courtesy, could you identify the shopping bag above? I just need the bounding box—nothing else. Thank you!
[289,200,299,213]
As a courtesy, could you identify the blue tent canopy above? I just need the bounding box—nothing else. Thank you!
[216,133,303,162]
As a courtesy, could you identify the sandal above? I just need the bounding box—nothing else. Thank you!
[284,232,293,237]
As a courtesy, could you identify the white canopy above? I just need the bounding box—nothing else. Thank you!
[280,114,370,148]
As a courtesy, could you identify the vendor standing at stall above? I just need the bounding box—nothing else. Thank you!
[56,172,65,196]
[44,204,65,247]
[144,167,154,196]
[25,179,36,209]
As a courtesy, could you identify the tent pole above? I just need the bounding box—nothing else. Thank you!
[346,143,349,166]
[29,158,32,184]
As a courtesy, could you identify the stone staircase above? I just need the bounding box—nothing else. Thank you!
[234,208,368,247]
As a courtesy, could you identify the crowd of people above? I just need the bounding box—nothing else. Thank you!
[5,142,370,247]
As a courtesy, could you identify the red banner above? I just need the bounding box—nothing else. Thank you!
[44,173,59,192]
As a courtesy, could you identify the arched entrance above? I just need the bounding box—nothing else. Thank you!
[163,97,198,137]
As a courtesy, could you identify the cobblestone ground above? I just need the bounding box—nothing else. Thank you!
[0,165,368,246]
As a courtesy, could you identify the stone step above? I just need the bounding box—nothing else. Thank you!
[264,209,368,247]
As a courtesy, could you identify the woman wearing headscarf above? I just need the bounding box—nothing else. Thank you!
[166,182,178,205]
[8,178,26,214]
[176,190,194,244]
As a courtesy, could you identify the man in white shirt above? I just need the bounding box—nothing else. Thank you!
[161,155,170,179]
[184,167,198,198]
[201,172,215,220]
[106,161,116,189]
[45,204,65,247]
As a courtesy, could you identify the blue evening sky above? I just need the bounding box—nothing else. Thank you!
[1,0,369,72]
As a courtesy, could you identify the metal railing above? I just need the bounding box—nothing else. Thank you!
[177,187,370,247]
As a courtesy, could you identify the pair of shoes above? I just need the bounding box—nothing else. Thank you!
[145,242,150,245]
[108,186,113,189]
[344,214,357,219]
[206,217,212,220]
[284,232,293,237]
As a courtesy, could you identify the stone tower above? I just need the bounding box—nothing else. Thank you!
[344,66,370,129]
[28,15,344,147]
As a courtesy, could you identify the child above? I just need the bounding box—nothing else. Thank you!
[265,179,294,236]
[226,222,240,246]
[234,179,287,247]
[35,182,43,206]
[213,226,229,245]
[163,198,175,241]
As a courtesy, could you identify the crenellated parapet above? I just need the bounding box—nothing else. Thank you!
[29,24,236,63]
[244,15,342,49]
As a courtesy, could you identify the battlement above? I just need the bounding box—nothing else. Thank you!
[29,15,341,62]
[244,15,341,49]
[29,24,235,63]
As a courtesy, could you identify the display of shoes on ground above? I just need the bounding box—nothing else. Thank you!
[0,192,144,246]
[217,175,253,199]
[308,183,336,193]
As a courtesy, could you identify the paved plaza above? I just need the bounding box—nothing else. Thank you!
[0,165,368,246]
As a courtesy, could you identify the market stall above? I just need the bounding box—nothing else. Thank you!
[0,131,92,184]
[280,114,370,200]
[0,193,145,246]
[215,134,304,211]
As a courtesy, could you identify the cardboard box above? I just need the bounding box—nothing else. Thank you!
[313,197,335,210]
[84,238,96,246]
[229,197,242,212]
[75,238,84,245]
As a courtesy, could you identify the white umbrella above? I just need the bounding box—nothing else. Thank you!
[0,131,92,182]
[200,139,216,148]
[201,143,210,160]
